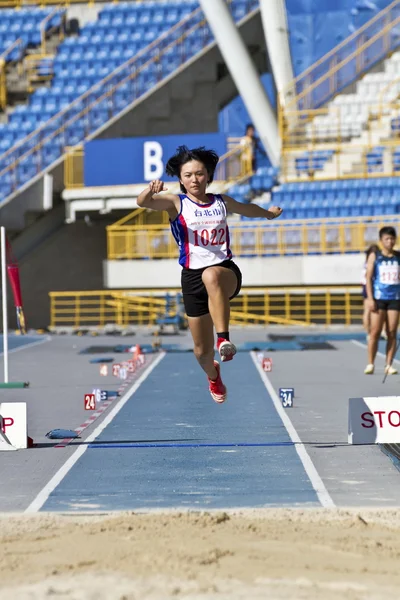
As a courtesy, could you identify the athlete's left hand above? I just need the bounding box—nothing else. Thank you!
[267,206,283,219]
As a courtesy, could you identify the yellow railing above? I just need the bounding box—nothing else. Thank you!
[23,8,65,91]
[282,0,400,111]
[0,39,25,110]
[64,145,84,189]
[40,6,65,55]
[0,57,6,111]
[106,215,400,260]
[64,142,253,189]
[25,53,54,92]
[0,0,258,199]
[281,137,400,181]
[49,286,364,329]
[280,99,400,180]
[280,0,400,182]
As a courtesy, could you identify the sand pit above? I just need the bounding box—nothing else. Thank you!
[1,509,400,599]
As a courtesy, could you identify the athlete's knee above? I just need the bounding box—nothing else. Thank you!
[201,267,221,289]
[193,343,213,362]
[386,328,398,339]
[370,327,382,340]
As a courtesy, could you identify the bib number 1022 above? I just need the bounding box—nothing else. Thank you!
[193,228,226,247]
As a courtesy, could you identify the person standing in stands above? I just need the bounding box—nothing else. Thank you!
[240,123,267,175]
[364,227,400,375]
[137,145,282,403]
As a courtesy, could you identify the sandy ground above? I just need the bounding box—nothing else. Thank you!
[1,509,400,599]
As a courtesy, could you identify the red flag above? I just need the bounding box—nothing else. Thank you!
[5,237,26,335]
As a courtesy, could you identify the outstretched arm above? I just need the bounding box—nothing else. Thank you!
[137,180,180,217]
[222,194,283,220]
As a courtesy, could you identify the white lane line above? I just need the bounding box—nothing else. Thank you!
[25,351,166,513]
[0,335,51,356]
[250,351,335,508]
[351,339,400,364]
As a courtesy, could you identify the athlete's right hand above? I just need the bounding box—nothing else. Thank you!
[367,298,377,312]
[149,180,168,194]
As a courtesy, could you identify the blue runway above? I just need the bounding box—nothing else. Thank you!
[42,353,320,511]
[0,335,48,354]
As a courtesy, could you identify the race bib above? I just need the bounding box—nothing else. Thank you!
[379,263,400,285]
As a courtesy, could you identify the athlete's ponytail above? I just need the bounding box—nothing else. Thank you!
[166,146,220,193]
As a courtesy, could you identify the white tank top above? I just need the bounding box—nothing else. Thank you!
[170,194,233,269]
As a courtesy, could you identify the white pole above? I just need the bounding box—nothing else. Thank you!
[1,227,8,384]
[199,0,280,166]
[259,0,295,104]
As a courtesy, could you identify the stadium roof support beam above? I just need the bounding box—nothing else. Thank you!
[259,0,295,106]
[199,0,279,166]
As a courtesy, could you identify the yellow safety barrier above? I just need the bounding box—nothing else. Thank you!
[106,214,400,260]
[49,286,364,329]
[64,145,84,189]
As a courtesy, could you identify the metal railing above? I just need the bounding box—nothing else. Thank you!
[280,102,400,181]
[0,0,258,199]
[281,0,400,112]
[106,215,400,260]
[49,286,364,329]
[281,138,400,182]
[0,9,64,110]
[280,1,400,182]
[0,39,25,110]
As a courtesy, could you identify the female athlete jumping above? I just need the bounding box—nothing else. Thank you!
[137,146,282,403]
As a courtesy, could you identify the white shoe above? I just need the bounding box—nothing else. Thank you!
[385,365,398,375]
[364,364,374,374]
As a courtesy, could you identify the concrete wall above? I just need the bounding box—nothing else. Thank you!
[104,253,366,289]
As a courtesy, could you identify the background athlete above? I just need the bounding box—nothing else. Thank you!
[137,145,282,403]
[364,226,400,375]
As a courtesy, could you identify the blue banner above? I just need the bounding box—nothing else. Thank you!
[84,134,227,187]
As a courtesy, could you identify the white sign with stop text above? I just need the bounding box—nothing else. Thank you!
[348,397,400,444]
[0,403,27,449]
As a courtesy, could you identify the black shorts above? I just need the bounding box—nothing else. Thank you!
[376,299,400,311]
[181,259,242,318]
[362,285,367,299]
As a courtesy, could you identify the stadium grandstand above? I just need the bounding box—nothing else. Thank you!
[0,0,398,330]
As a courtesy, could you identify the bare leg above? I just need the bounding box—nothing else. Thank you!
[201,266,237,332]
[385,310,400,366]
[368,310,386,365]
[187,313,217,380]
[362,299,371,335]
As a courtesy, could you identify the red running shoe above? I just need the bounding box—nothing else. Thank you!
[208,360,227,403]
[217,338,237,362]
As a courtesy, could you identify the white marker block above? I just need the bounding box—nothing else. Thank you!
[349,396,400,444]
[0,402,27,449]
